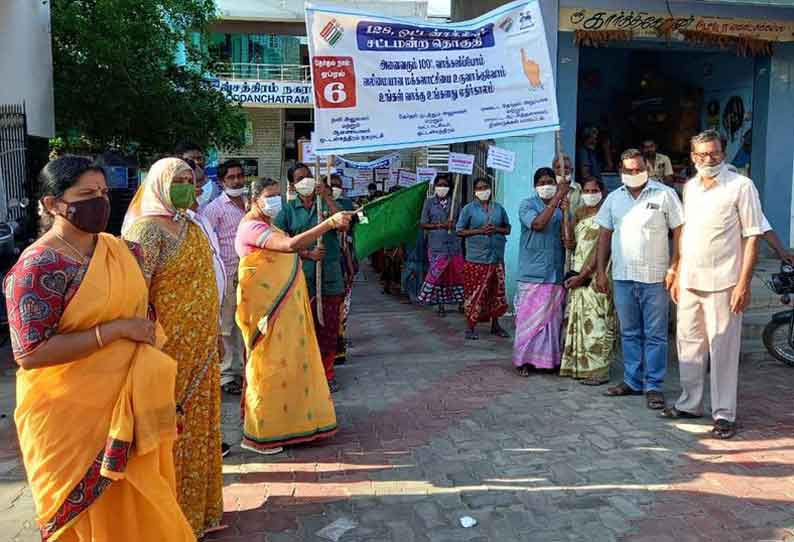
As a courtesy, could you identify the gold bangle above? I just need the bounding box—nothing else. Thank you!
[95,325,104,349]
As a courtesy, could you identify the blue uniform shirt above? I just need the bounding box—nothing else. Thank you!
[517,195,564,284]
[455,200,510,264]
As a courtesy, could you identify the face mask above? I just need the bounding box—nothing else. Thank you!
[59,196,110,234]
[225,186,246,198]
[582,193,603,207]
[196,184,214,206]
[332,187,343,200]
[435,186,450,198]
[475,189,491,201]
[258,195,282,217]
[695,162,725,178]
[621,171,648,188]
[536,185,557,200]
[170,183,197,209]
[295,178,316,197]
[555,175,572,184]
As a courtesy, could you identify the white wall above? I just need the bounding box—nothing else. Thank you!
[0,1,55,138]
[216,0,428,21]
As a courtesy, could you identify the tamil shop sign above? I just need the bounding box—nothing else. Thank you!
[559,8,794,42]
[210,78,314,107]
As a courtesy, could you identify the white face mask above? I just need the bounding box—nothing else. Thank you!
[475,189,491,201]
[695,162,725,178]
[555,174,572,184]
[582,193,603,207]
[435,186,450,198]
[332,187,343,200]
[621,171,648,188]
[225,186,246,198]
[259,195,282,217]
[536,185,557,200]
[294,177,316,197]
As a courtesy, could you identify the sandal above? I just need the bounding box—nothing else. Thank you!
[580,377,609,386]
[604,382,643,397]
[712,419,737,440]
[438,306,447,318]
[646,390,666,410]
[659,407,701,419]
[516,365,532,378]
[221,381,242,395]
[465,329,479,341]
[491,327,511,339]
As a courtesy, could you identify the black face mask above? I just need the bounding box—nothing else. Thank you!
[60,196,111,234]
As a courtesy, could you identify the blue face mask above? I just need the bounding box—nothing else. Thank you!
[196,183,214,206]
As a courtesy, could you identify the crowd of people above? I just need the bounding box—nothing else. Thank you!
[5,129,791,540]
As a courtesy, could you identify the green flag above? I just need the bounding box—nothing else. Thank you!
[353,181,430,260]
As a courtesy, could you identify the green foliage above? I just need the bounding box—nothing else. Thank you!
[51,0,246,160]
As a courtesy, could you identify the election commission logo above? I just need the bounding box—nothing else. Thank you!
[320,18,344,46]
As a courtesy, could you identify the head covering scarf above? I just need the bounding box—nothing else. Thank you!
[121,157,192,234]
[122,157,227,305]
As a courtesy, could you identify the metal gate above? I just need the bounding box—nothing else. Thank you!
[0,104,28,224]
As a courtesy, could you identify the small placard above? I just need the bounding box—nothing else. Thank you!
[447,152,475,175]
[416,167,438,184]
[397,169,417,186]
[486,145,516,172]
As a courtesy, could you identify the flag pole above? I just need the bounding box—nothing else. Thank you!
[556,131,572,273]
[448,173,461,233]
[315,154,325,326]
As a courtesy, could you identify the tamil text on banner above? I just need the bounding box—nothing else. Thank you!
[305,0,560,155]
[416,167,438,184]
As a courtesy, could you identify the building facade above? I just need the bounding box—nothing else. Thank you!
[454,0,794,299]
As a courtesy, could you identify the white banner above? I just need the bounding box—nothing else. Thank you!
[306,0,559,155]
[211,78,313,107]
[397,169,418,186]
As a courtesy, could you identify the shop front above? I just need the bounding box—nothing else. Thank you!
[554,1,794,244]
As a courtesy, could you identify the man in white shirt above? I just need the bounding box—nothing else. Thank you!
[665,130,764,440]
[641,140,674,188]
[595,149,684,410]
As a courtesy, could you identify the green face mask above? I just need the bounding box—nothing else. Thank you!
[170,183,196,209]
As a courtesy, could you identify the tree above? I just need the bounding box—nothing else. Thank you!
[51,0,246,159]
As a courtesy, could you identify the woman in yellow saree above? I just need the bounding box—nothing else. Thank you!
[235,178,352,455]
[121,158,225,537]
[7,156,194,541]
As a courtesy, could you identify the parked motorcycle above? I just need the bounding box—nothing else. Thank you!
[0,197,30,341]
[762,262,794,367]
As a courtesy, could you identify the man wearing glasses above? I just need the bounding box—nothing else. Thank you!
[663,129,764,440]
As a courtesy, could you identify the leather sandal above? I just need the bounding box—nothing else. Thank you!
[659,407,701,419]
[646,390,666,410]
[712,419,737,439]
[604,382,643,397]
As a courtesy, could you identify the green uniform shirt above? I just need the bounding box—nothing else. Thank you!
[274,198,344,298]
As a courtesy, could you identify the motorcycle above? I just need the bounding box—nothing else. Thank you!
[0,197,30,342]
[762,262,794,367]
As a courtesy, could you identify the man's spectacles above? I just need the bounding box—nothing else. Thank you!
[692,151,723,160]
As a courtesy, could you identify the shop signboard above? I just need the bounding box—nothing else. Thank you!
[210,78,315,107]
[559,8,794,41]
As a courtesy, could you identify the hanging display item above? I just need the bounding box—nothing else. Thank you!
[723,96,745,143]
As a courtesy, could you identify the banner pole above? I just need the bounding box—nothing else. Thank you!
[315,154,324,326]
[448,173,461,233]
[556,131,572,274]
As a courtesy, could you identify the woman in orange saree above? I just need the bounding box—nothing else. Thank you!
[7,156,194,541]
[235,178,352,455]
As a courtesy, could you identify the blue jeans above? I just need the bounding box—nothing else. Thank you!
[613,280,669,392]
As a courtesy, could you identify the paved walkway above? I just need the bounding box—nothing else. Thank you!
[2,268,794,541]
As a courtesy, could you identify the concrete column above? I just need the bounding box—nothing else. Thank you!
[752,43,794,246]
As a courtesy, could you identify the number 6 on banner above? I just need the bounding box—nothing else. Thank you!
[324,82,347,104]
[312,56,357,109]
